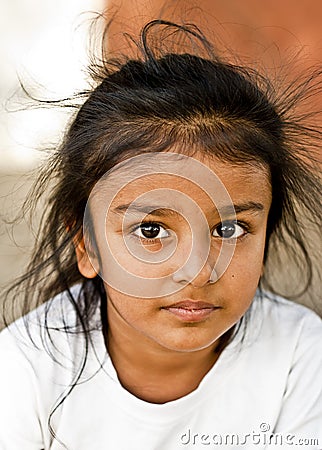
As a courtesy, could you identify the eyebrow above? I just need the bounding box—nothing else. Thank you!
[112,204,180,217]
[112,201,265,217]
[219,201,265,215]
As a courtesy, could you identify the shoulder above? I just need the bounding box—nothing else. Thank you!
[0,285,84,447]
[231,290,322,369]
[246,291,322,368]
[256,290,322,336]
[0,285,104,432]
[252,293,322,436]
[0,283,102,374]
[0,284,80,349]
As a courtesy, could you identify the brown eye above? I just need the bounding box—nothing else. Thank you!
[134,223,169,240]
[213,222,245,239]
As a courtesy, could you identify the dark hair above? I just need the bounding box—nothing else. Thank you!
[2,19,322,445]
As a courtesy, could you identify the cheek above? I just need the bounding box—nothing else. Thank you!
[231,245,264,279]
[98,231,192,299]
[103,233,177,278]
[232,252,264,285]
[218,238,266,306]
[106,286,157,331]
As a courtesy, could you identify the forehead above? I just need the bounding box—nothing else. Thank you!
[109,152,271,201]
[98,152,272,212]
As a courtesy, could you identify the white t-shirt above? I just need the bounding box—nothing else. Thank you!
[0,287,321,450]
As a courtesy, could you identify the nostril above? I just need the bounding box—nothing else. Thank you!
[208,267,218,284]
[172,261,217,287]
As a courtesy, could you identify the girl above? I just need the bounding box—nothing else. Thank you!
[1,20,322,450]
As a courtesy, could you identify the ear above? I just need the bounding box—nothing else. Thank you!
[73,234,99,279]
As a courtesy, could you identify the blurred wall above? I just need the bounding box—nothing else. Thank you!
[0,0,104,327]
[106,0,322,123]
[0,0,105,170]
[106,0,322,63]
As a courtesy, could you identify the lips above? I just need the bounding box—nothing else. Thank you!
[163,300,216,310]
[162,300,219,322]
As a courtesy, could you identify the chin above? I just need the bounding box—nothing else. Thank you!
[152,332,219,353]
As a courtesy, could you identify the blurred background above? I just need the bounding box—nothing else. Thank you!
[1,0,321,324]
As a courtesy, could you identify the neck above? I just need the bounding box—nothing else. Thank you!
[104,320,224,404]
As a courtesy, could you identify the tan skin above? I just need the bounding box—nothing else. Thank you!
[75,152,272,404]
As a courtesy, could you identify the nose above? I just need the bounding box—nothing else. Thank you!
[172,249,218,287]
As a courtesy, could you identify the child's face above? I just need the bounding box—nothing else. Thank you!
[79,151,272,353]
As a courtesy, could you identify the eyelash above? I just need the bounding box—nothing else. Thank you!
[212,221,250,241]
[131,220,250,243]
[131,221,171,243]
